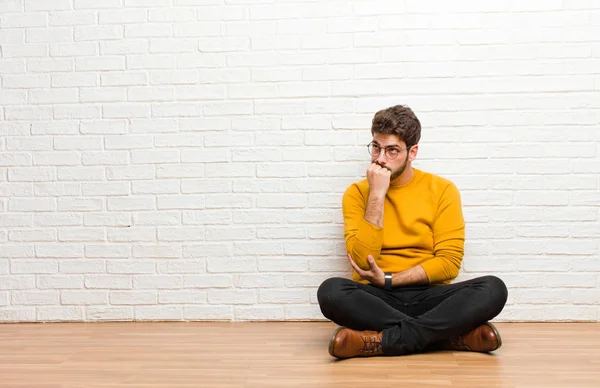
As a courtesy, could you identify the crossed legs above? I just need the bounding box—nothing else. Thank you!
[317,275,508,356]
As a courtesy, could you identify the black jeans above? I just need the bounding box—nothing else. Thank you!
[317,275,508,356]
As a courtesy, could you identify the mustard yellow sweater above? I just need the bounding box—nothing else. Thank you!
[342,168,465,285]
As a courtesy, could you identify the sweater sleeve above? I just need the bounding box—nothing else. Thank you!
[420,182,465,284]
[342,184,384,270]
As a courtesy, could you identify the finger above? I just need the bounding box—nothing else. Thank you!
[367,255,379,270]
[347,254,365,276]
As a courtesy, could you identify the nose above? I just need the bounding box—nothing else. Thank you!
[376,152,387,165]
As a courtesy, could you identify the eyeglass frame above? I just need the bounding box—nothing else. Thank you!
[367,141,412,160]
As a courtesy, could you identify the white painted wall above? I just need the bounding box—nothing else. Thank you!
[1,0,599,322]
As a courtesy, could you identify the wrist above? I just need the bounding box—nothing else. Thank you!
[369,191,386,201]
[384,272,393,291]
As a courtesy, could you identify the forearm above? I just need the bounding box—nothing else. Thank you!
[364,192,385,227]
[391,265,429,287]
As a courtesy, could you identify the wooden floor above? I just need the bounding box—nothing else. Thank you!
[1,322,599,388]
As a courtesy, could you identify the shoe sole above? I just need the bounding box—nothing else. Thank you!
[485,322,502,351]
[328,326,346,358]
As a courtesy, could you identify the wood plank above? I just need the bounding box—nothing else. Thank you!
[0,322,599,387]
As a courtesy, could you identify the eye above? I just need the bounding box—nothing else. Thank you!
[386,148,399,158]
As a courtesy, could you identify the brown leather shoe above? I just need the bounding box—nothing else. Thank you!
[441,322,502,353]
[328,327,384,359]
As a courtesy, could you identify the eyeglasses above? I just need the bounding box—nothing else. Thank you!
[367,142,410,160]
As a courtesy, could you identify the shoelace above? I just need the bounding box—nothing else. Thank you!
[360,335,382,354]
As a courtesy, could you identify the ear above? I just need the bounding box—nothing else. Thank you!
[408,144,419,162]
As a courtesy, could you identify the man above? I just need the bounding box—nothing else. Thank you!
[317,105,508,359]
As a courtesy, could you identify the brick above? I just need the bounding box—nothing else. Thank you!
[37,275,84,289]
[208,289,256,305]
[156,164,205,179]
[0,276,35,290]
[127,54,176,69]
[9,197,56,212]
[156,134,203,147]
[234,306,284,321]
[50,11,96,26]
[9,229,56,243]
[150,70,198,85]
[2,44,47,58]
[157,195,205,210]
[99,9,147,24]
[1,12,47,28]
[87,307,134,321]
[74,0,121,8]
[11,259,58,273]
[37,307,84,322]
[103,103,150,118]
[57,198,102,211]
[75,26,122,41]
[59,260,105,274]
[5,106,53,120]
[135,306,183,321]
[57,166,105,181]
[105,136,153,150]
[131,119,177,133]
[101,71,148,86]
[26,27,72,43]
[159,290,206,304]
[55,105,102,119]
[84,213,131,227]
[107,166,154,180]
[157,227,204,242]
[0,59,25,73]
[133,275,183,289]
[50,43,97,57]
[184,306,232,320]
[157,259,204,274]
[151,38,198,53]
[232,179,282,193]
[182,210,230,225]
[0,153,32,167]
[184,274,232,288]
[132,210,181,226]
[258,289,310,303]
[110,291,157,305]
[35,213,81,227]
[175,85,226,100]
[132,181,180,195]
[85,244,131,258]
[183,243,232,259]
[61,290,108,305]
[107,260,156,274]
[81,152,129,166]
[107,227,156,242]
[26,0,70,11]
[100,39,148,55]
[0,183,34,197]
[133,244,181,258]
[4,74,50,89]
[7,137,52,151]
[131,149,179,164]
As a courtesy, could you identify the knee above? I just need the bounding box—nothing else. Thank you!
[317,277,348,308]
[480,275,508,308]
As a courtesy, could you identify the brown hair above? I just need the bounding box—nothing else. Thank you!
[371,105,421,147]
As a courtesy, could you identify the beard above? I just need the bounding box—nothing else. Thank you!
[375,151,410,181]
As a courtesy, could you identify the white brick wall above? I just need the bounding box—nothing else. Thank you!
[0,1,599,323]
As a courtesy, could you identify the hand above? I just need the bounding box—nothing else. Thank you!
[347,253,386,288]
[367,163,391,198]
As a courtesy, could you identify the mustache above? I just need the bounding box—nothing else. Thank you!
[374,161,392,172]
